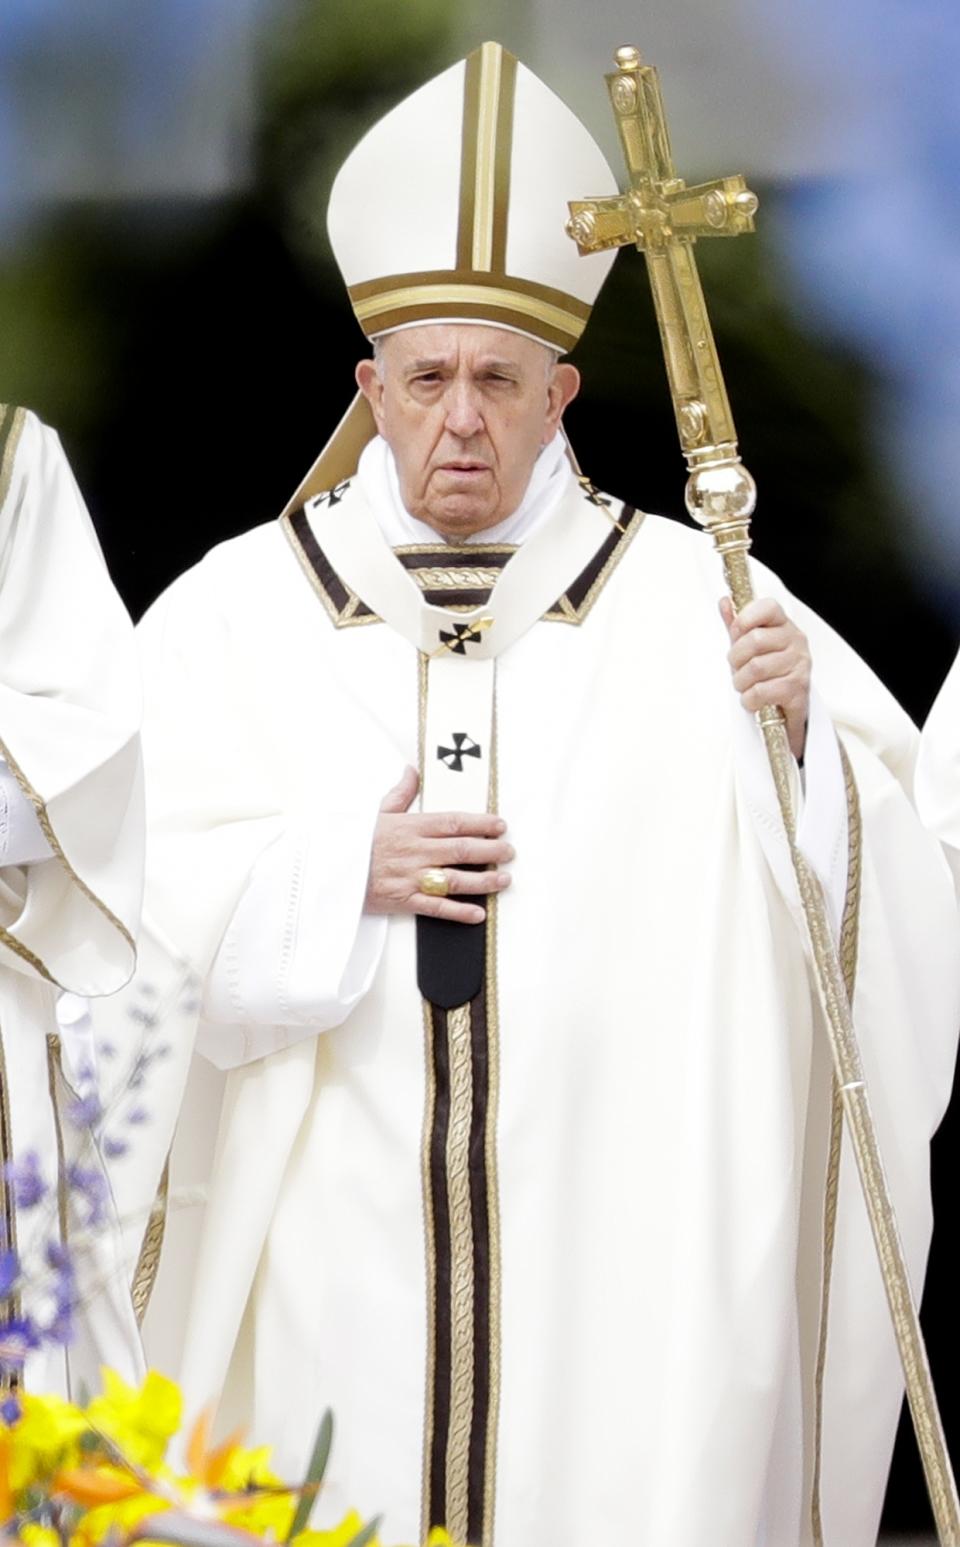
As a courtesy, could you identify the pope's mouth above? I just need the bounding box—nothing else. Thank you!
[437,461,491,477]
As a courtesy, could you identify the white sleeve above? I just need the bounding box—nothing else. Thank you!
[795,685,850,938]
[198,810,387,1069]
[916,646,960,858]
[733,681,849,942]
[0,760,55,867]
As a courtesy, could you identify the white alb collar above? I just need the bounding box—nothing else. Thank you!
[356,431,573,548]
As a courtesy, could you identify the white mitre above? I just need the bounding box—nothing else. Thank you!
[282,41,619,513]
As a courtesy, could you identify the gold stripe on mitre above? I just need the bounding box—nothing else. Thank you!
[349,273,591,354]
[458,41,517,273]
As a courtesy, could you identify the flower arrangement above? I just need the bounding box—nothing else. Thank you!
[1,990,455,1547]
[0,1369,457,1547]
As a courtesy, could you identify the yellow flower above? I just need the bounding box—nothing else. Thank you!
[70,1488,172,1547]
[425,1532,460,1547]
[220,1496,295,1540]
[6,1392,88,1492]
[293,1512,382,1547]
[19,1525,60,1547]
[85,1370,181,1470]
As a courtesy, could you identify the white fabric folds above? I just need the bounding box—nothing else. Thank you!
[112,469,959,1547]
[0,405,145,1395]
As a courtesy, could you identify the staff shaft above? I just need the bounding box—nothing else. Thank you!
[570,43,960,1544]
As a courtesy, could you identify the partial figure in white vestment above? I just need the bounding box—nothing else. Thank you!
[119,44,960,1547]
[0,404,145,1396]
[917,647,960,877]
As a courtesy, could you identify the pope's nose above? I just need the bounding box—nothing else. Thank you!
[443,382,485,439]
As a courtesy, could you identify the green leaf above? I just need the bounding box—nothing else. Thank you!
[284,1407,334,1541]
[344,1516,382,1547]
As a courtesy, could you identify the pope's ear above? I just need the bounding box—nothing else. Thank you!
[355,358,385,428]
[545,361,580,439]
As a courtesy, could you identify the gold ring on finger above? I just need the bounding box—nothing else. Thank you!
[419,867,450,898]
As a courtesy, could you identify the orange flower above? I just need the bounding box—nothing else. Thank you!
[185,1409,247,1490]
[52,1466,146,1508]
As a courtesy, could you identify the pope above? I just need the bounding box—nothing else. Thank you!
[116,43,959,1547]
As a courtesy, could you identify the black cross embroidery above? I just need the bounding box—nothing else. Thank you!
[439,621,486,655]
[437,732,482,772]
[319,480,351,507]
[578,475,611,508]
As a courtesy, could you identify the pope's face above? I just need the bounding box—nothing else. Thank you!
[355,324,580,540]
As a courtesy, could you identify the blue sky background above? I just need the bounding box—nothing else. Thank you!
[2,0,958,616]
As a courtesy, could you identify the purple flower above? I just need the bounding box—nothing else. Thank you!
[2,1151,47,1209]
[98,1040,118,1060]
[44,1241,73,1275]
[125,1107,149,1127]
[1,1394,21,1425]
[43,1306,75,1348]
[66,1164,110,1228]
[66,1092,103,1130]
[0,1249,19,1300]
[102,1135,129,1159]
[0,1316,41,1373]
[127,1007,158,1029]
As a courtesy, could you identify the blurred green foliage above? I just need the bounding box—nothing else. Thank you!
[256,0,458,272]
[0,2,953,717]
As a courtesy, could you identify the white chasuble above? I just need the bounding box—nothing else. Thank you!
[0,405,145,1395]
[917,646,960,882]
[119,458,959,1547]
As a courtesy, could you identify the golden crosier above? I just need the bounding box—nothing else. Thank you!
[567,41,960,1547]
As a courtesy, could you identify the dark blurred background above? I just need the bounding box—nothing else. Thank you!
[1,0,957,1535]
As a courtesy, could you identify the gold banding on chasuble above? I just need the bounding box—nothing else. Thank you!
[0,405,26,512]
[0,1022,21,1394]
[280,497,645,631]
[810,740,862,1546]
[131,1160,170,1325]
[417,656,502,1547]
[0,732,136,980]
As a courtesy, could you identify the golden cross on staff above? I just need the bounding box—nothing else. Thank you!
[569,43,960,1546]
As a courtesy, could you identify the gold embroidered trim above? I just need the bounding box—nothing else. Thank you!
[0,1017,20,1393]
[444,1002,476,1545]
[0,405,27,512]
[0,733,136,982]
[419,995,439,1544]
[471,43,503,273]
[481,701,502,1547]
[393,543,517,559]
[284,502,644,635]
[45,1035,69,1253]
[352,284,587,353]
[418,651,436,1543]
[568,506,648,626]
[410,567,503,592]
[810,738,862,1546]
[348,270,591,322]
[131,1159,169,1324]
[0,924,55,983]
[279,511,379,631]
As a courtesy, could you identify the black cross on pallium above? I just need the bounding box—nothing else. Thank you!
[437,732,482,772]
[319,480,351,507]
[578,475,611,508]
[439,621,486,655]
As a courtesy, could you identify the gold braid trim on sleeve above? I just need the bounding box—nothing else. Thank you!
[130,1159,170,1325]
[810,738,862,1546]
